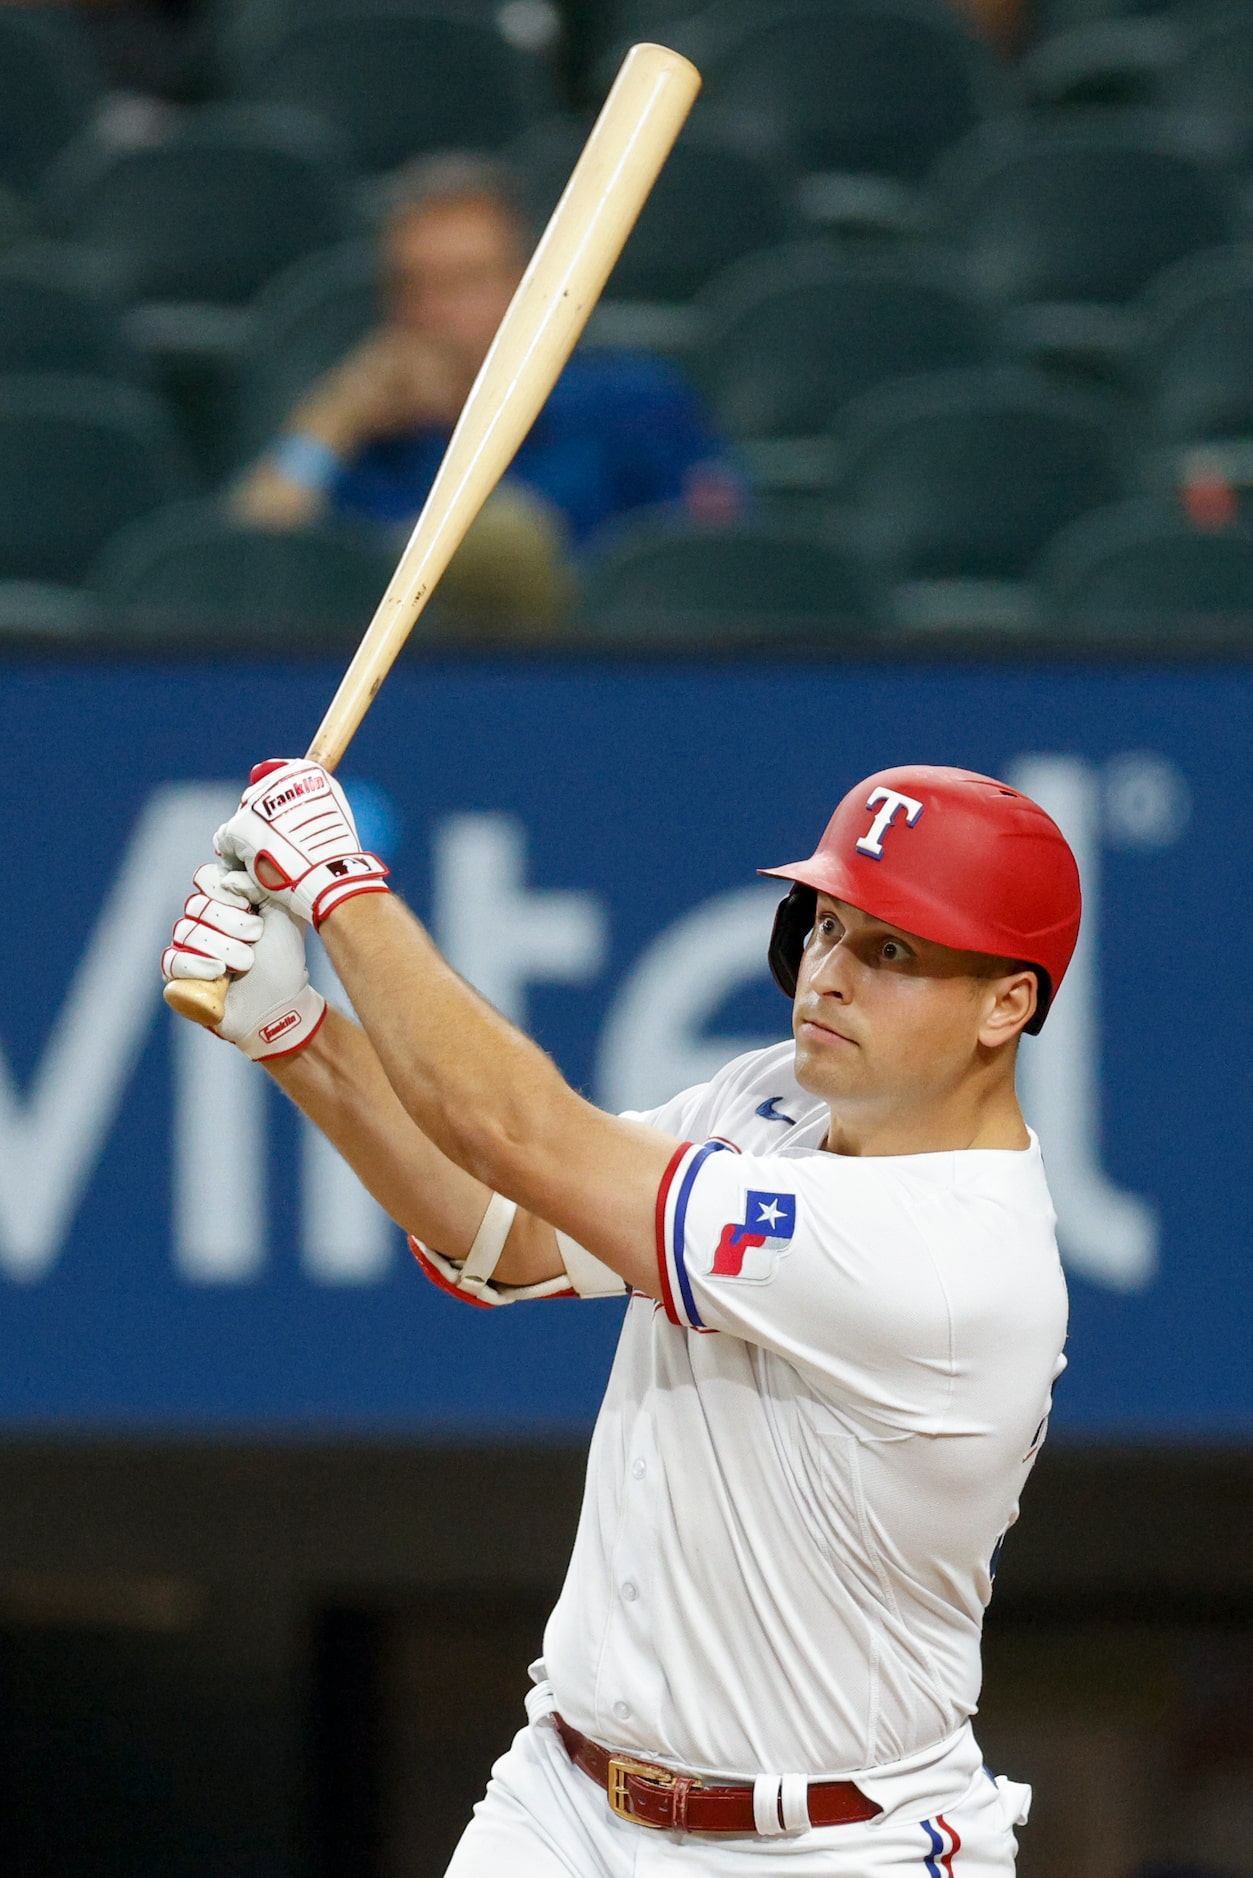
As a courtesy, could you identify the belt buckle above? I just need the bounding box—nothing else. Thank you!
[607,1755,680,1829]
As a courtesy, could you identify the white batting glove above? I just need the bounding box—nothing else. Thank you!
[162,862,327,1060]
[213,758,390,928]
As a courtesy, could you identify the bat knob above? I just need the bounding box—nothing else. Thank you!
[163,974,229,1029]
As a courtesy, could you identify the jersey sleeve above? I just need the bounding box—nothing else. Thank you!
[617,1070,723,1137]
[654,1142,956,1430]
[618,1086,711,1137]
[618,1042,798,1140]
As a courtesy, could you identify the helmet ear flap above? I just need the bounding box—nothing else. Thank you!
[768,885,816,999]
[1023,967,1052,1036]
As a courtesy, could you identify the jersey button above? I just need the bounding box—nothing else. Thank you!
[612,1700,631,1723]
[631,1459,646,1480]
[621,1580,639,1602]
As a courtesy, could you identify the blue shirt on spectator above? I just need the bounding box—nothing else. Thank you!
[331,350,739,547]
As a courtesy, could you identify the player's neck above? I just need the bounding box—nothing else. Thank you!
[823,1080,1029,1158]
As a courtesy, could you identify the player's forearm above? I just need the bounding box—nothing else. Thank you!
[319,893,588,1218]
[268,1004,493,1252]
[268,1006,565,1286]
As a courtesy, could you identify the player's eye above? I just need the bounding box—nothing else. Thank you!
[880,938,910,962]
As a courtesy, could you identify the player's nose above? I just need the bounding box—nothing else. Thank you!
[804,937,855,1000]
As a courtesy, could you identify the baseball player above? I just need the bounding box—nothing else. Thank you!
[163,761,1080,1874]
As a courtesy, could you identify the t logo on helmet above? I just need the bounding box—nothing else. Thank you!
[855,787,925,859]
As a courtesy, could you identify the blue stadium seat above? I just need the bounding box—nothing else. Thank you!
[238,13,545,176]
[0,9,101,196]
[43,107,355,309]
[833,365,1125,629]
[1021,16,1183,114]
[1032,0,1175,33]
[934,120,1235,372]
[579,519,886,643]
[1135,246,1253,485]
[0,374,192,584]
[41,108,357,472]
[213,0,561,84]
[1154,10,1253,161]
[696,246,994,455]
[92,499,401,645]
[698,3,1012,234]
[0,580,100,644]
[0,254,139,381]
[1035,496,1253,639]
[596,0,969,74]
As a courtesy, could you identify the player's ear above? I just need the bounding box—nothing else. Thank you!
[976,968,1037,1051]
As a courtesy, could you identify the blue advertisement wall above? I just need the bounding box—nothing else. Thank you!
[0,658,1247,1438]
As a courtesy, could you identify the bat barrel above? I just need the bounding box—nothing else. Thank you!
[304,43,701,772]
[166,46,699,1033]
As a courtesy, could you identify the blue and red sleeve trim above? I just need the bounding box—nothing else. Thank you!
[654,1140,735,1329]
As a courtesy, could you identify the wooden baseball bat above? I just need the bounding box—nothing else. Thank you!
[166,42,701,1028]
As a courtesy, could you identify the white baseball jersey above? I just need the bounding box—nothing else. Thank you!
[537,1040,1068,1788]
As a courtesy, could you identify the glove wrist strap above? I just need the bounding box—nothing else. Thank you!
[242,985,328,1061]
[303,853,390,928]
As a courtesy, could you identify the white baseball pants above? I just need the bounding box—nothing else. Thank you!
[444,1714,1026,1877]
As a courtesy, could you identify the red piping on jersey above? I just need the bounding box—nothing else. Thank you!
[938,1815,961,1874]
[408,1235,494,1307]
[654,1143,692,1326]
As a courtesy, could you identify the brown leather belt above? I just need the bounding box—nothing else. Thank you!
[554,1713,882,1835]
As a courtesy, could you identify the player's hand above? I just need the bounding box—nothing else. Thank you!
[162,863,327,1060]
[296,327,465,450]
[213,759,390,928]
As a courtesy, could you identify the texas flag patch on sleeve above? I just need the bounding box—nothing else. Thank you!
[710,1190,797,1281]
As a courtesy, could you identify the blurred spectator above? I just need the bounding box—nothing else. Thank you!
[235,152,742,631]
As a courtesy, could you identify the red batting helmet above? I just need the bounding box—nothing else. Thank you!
[762,765,1081,1035]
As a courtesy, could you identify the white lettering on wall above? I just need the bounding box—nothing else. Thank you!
[173,1017,266,1282]
[1013,755,1159,1292]
[0,784,236,1281]
[597,886,783,1114]
[432,814,605,1025]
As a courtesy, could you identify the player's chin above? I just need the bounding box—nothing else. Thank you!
[793,1032,864,1098]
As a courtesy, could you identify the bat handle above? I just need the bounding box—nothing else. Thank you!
[163,973,229,1029]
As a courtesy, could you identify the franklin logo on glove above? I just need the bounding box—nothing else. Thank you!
[259,1010,303,1046]
[259,772,330,818]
